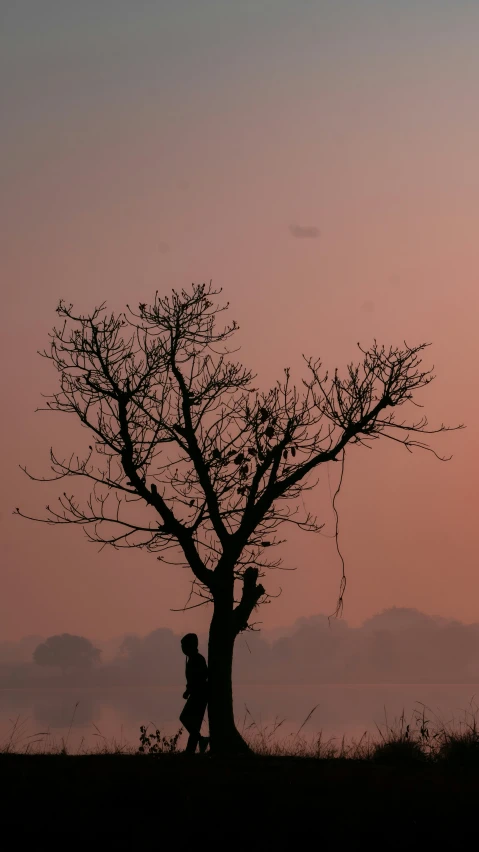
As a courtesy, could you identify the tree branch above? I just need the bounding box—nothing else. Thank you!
[232,566,265,634]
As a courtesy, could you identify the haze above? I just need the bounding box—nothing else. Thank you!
[2,608,478,746]
[1,1,478,642]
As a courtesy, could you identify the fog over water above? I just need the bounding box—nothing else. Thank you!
[2,684,478,753]
[1,608,478,750]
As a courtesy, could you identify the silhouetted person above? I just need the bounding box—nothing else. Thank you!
[179,633,209,754]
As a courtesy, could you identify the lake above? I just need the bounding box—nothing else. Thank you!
[1,683,478,752]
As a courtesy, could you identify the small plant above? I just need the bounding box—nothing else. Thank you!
[371,736,427,764]
[437,730,479,765]
[435,705,479,766]
[138,725,183,755]
[370,708,430,764]
[60,701,80,755]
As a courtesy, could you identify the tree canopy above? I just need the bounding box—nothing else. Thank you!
[18,282,459,619]
[33,633,101,673]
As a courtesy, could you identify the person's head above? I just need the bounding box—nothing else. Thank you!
[181,633,199,657]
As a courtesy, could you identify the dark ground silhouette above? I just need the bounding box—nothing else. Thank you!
[2,753,477,848]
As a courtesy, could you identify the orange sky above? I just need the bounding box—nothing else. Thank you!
[1,1,478,640]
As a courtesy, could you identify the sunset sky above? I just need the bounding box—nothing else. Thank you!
[2,1,478,641]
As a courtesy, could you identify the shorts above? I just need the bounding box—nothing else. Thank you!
[180,690,208,730]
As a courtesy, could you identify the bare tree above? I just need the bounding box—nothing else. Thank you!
[17,283,461,752]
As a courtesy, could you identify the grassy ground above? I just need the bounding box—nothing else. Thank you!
[2,750,479,848]
[2,708,479,848]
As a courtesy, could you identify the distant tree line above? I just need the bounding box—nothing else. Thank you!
[33,634,101,675]
[1,608,478,687]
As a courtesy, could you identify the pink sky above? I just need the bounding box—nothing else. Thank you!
[1,1,478,640]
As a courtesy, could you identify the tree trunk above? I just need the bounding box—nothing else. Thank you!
[207,600,250,755]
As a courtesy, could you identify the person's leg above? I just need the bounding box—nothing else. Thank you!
[196,697,209,754]
[198,733,209,754]
[186,730,200,753]
[180,701,201,753]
